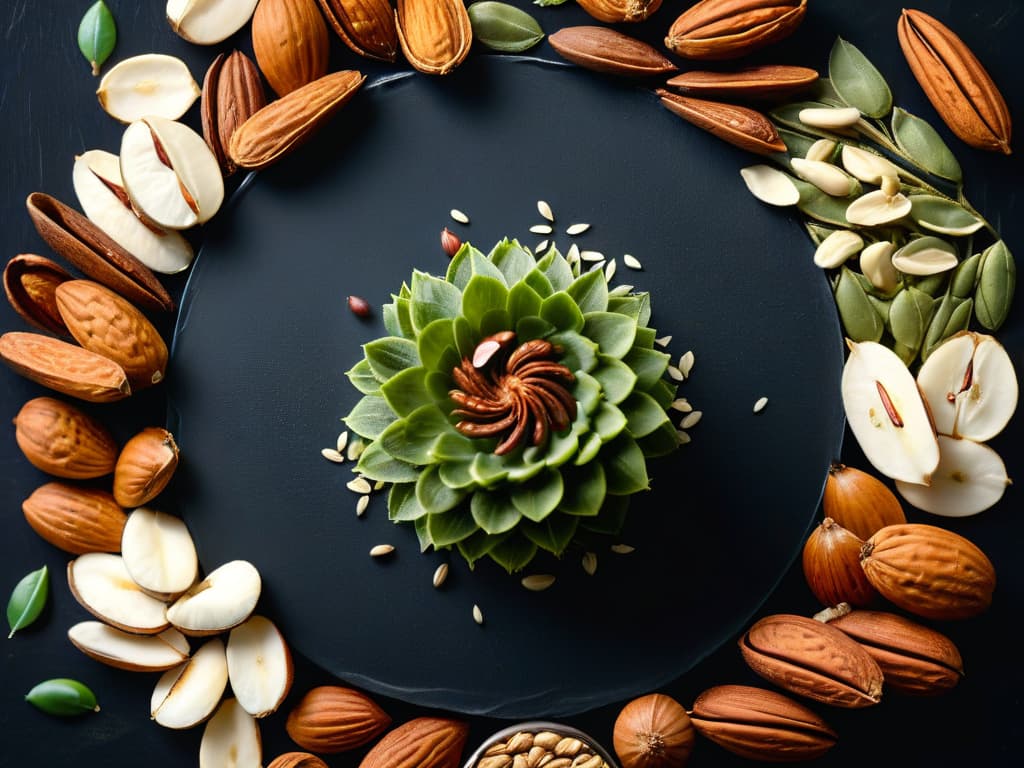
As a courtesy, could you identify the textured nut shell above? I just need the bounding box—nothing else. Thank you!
[395,0,473,76]
[285,686,390,754]
[0,331,130,402]
[666,64,818,97]
[114,427,180,507]
[828,609,964,695]
[898,9,1012,154]
[548,26,678,77]
[612,693,695,768]
[202,51,267,176]
[666,0,807,60]
[26,193,174,313]
[14,397,118,479]
[860,523,996,620]
[822,464,906,540]
[657,90,786,155]
[3,254,72,335]
[22,482,127,554]
[252,0,329,97]
[318,0,397,62]
[690,684,837,761]
[577,0,662,24]
[802,518,877,607]
[268,754,329,768]
[229,70,366,170]
[357,716,468,768]
[739,614,884,708]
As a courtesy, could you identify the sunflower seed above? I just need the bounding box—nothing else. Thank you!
[347,438,365,461]
[587,259,606,273]
[753,396,769,413]
[370,544,394,557]
[623,254,642,270]
[680,410,703,429]
[566,223,590,236]
[610,544,635,554]
[678,350,695,378]
[321,448,345,463]
[537,200,554,222]
[472,604,484,625]
[604,259,616,282]
[667,365,684,381]
[336,430,349,454]
[530,224,553,235]
[654,335,672,347]
[521,574,556,591]
[582,551,597,576]
[433,563,449,588]
[450,208,470,224]
[356,495,370,517]
[535,240,549,253]
[671,398,692,412]
[347,476,372,494]
[580,250,604,262]
[566,243,580,264]
[676,429,692,444]
[608,284,634,296]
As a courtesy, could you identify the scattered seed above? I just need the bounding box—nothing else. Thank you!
[369,544,394,557]
[450,208,469,224]
[680,410,703,429]
[608,284,634,297]
[655,335,672,347]
[347,295,371,318]
[580,249,604,262]
[753,396,769,413]
[373,479,386,491]
[566,223,590,235]
[347,438,365,461]
[521,574,556,591]
[667,365,684,381]
[433,563,449,588]
[679,350,695,378]
[347,476,372,494]
[587,259,606,273]
[535,240,549,253]
[356,495,370,517]
[472,604,484,625]
[611,544,635,554]
[336,430,349,454]
[582,551,597,576]
[566,243,580,264]
[677,429,692,444]
[623,254,642,270]
[441,227,462,257]
[529,223,553,235]
[321,448,345,463]
[537,200,554,222]
[604,259,617,282]
[671,398,692,412]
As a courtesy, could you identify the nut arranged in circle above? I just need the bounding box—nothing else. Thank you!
[474,728,612,768]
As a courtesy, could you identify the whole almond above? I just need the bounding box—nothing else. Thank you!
[55,280,167,391]
[548,26,678,77]
[666,0,807,60]
[268,754,329,768]
[229,70,366,170]
[739,614,884,708]
[3,254,72,335]
[285,686,391,754]
[690,685,838,761]
[898,9,1012,154]
[657,90,787,155]
[14,396,118,479]
[666,64,819,98]
[252,0,330,97]
[0,331,130,402]
[113,427,180,507]
[802,518,877,607]
[202,50,267,176]
[23,482,127,554]
[318,0,398,62]
[577,0,662,24]
[395,0,473,76]
[359,717,468,768]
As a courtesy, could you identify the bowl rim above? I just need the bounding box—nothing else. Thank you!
[462,720,620,768]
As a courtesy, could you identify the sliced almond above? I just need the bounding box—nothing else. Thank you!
[226,616,294,718]
[68,621,190,671]
[121,508,199,600]
[813,230,863,269]
[68,553,170,634]
[798,106,862,129]
[98,54,200,123]
[166,560,262,636]
[841,145,902,184]
[846,189,912,226]
[790,158,858,197]
[859,241,899,292]
[166,0,260,45]
[891,236,959,276]
[151,638,229,729]
[739,165,799,207]
[200,698,262,768]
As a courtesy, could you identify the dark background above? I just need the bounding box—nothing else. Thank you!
[1,1,1020,767]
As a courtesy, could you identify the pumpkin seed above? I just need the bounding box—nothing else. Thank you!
[566,223,590,236]
[609,284,634,296]
[356,495,370,517]
[25,678,99,716]
[678,350,694,378]
[975,240,1015,331]
[530,224,553,235]
[347,438,366,461]
[581,552,597,576]
[336,430,349,453]
[347,477,372,494]
[891,107,962,183]
[370,544,395,557]
[889,286,934,353]
[580,250,604,262]
[7,565,48,638]
[623,254,642,270]
[828,37,892,118]
[676,430,692,444]
[654,335,672,347]
[473,604,484,625]
[671,398,692,412]
[537,200,554,222]
[604,259,616,282]
[950,253,982,298]
[467,1,544,53]
[566,243,581,264]
[610,544,635,554]
[908,195,984,236]
[521,574,555,591]
[667,365,683,381]
[535,240,549,253]
[680,410,702,429]
[835,266,884,342]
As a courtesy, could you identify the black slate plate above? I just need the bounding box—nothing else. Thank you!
[168,56,845,719]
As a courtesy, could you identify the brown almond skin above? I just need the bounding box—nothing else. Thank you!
[690,684,838,762]
[268,754,329,768]
[358,717,468,768]
[657,90,787,155]
[286,686,391,754]
[56,280,167,392]
[577,0,662,24]
[549,26,678,78]
[666,64,819,98]
[802,518,877,607]
[860,523,996,620]
[14,396,118,479]
[202,50,267,176]
[0,331,130,403]
[395,0,473,76]
[898,9,1012,154]
[318,0,398,62]
[23,482,127,554]
[252,0,330,97]
[612,693,695,768]
[827,609,964,696]
[666,0,807,60]
[822,463,906,541]
[739,614,884,708]
[3,254,72,335]
[113,427,179,507]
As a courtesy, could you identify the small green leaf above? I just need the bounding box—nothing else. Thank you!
[573,371,602,415]
[516,315,556,341]
[506,281,544,323]
[540,291,585,332]
[469,452,511,487]
[77,1,115,76]
[439,460,477,490]
[908,196,983,236]
[457,529,509,566]
[414,516,434,552]
[431,432,479,462]
[834,267,884,342]
[356,440,420,483]
[592,356,638,405]
[575,431,603,465]
[892,108,962,183]
[462,275,508,332]
[923,293,957,359]
[392,296,415,338]
[778,128,818,159]
[533,0,569,6]
[488,534,538,573]
[583,312,636,359]
[944,297,974,338]
[521,514,578,555]
[638,420,683,458]
[523,268,555,298]
[380,367,431,417]
[489,239,536,285]
[26,678,98,716]
[559,463,606,516]
[578,494,628,535]
[975,241,1015,331]
[471,489,522,534]
[428,507,480,547]
[343,395,399,440]
[417,318,458,374]
[647,378,677,410]
[792,178,853,227]
[566,268,609,314]
[633,325,656,349]
[622,347,670,391]
[602,435,649,494]
[537,250,574,291]
[468,2,544,52]
[950,253,982,299]
[7,565,48,638]
[346,358,381,394]
[388,482,429,522]
[416,465,467,514]
[828,38,892,118]
[889,286,933,353]
[510,469,563,522]
[382,302,402,338]
[549,330,597,373]
[364,336,420,381]
[593,402,628,442]
[446,243,483,290]
[410,271,462,331]
[621,391,671,439]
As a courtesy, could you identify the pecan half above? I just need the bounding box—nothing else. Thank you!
[666,0,807,60]
[395,0,472,76]
[202,50,267,176]
[548,26,678,78]
[657,90,786,155]
[3,254,71,335]
[666,64,818,98]
[318,0,398,62]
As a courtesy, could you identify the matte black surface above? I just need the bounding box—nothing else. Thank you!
[0,1,1021,767]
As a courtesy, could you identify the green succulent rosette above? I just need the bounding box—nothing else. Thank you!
[342,238,681,573]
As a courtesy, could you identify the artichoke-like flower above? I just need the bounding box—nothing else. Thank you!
[342,239,681,572]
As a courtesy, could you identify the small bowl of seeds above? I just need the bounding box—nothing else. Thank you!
[464,721,619,768]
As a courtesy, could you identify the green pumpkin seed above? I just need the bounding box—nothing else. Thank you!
[923,293,957,358]
[891,236,958,276]
[891,108,962,183]
[867,294,892,324]
[25,679,99,716]
[778,128,817,159]
[7,565,48,638]
[944,297,974,338]
[892,341,917,366]
[889,286,934,352]
[908,195,984,236]
[77,1,116,76]
[468,2,544,52]
[950,252,982,298]
[908,271,949,298]
[828,38,892,118]
[835,266,884,342]
[974,240,1016,331]
[792,179,852,226]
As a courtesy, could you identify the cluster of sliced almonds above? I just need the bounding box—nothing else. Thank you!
[841,332,1014,516]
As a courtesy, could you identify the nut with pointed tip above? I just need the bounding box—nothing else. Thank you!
[200,698,262,768]
[548,26,677,77]
[358,716,468,768]
[68,553,171,634]
[227,616,294,718]
[167,0,260,46]
[822,463,906,540]
[97,54,200,123]
[201,51,267,177]
[68,621,190,671]
[252,0,329,97]
[121,507,198,599]
[0,331,131,403]
[666,0,807,60]
[802,518,877,607]
[318,0,397,62]
[166,560,262,636]
[14,397,118,479]
[395,0,473,76]
[441,227,462,257]
[285,686,391,754]
[576,0,662,24]
[22,482,127,555]
[113,427,179,507]
[348,295,371,318]
[151,638,229,729]
[3,254,71,334]
[612,693,695,768]
[657,91,787,155]
[667,65,818,98]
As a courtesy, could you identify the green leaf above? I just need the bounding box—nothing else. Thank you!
[488,534,538,573]
[453,316,477,359]
[566,269,609,314]
[602,435,650,494]
[25,678,98,716]
[462,275,508,332]
[411,271,462,331]
[457,529,509,566]
[439,460,477,490]
[908,196,983,236]
[633,326,656,349]
[431,432,478,462]
[382,302,402,338]
[388,482,429,521]
[346,358,381,394]
[579,494,628,535]
[343,395,399,440]
[471,489,522,534]
[428,506,479,547]
[534,0,570,5]
[891,108,962,183]
[489,239,536,284]
[517,315,556,341]
[828,37,892,118]
[923,293,957,359]
[647,378,677,410]
[541,291,585,332]
[950,253,982,299]
[549,330,598,373]
[414,516,434,552]
[889,286,934,353]
[543,426,580,469]
[506,281,544,323]
[592,356,637,405]
[511,469,564,522]
[417,318,458,374]
[834,266,884,342]
[537,250,574,291]
[77,1,115,76]
[521,514,578,555]
[380,367,431,416]
[573,371,602,415]
[480,308,513,337]
[356,440,420,483]
[380,405,450,465]
[975,241,1015,331]
[584,312,636,358]
[471,250,507,284]
[575,431,603,465]
[559,463,606,516]
[593,401,628,442]
[364,337,419,381]
[7,565,48,638]
[446,243,482,289]
[469,452,511,487]
[416,465,467,514]
[638,419,683,458]
[393,296,415,338]
[621,391,671,438]
[793,178,853,226]
[623,347,670,391]
[778,128,819,159]
[523,268,555,298]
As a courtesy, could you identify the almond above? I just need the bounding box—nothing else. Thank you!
[548,26,678,77]
[14,396,118,479]
[113,427,180,507]
[252,0,330,97]
[267,754,329,768]
[0,331,130,402]
[285,686,391,754]
[22,482,127,554]
[656,90,787,155]
[358,717,468,768]
[318,0,398,62]
[666,0,807,60]
[202,50,267,176]
[3,254,72,335]
[577,0,662,24]
[395,0,473,76]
